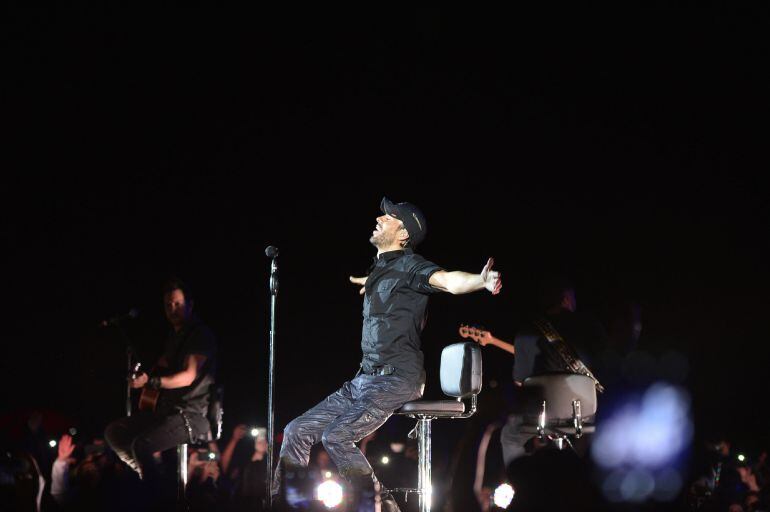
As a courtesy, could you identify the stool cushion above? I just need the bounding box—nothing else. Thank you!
[397,400,465,416]
[521,373,597,419]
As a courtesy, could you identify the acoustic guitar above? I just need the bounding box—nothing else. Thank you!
[129,362,161,412]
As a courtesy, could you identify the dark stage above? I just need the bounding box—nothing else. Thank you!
[3,6,769,512]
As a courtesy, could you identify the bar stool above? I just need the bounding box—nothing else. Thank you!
[392,342,482,512]
[518,373,597,450]
[177,385,224,505]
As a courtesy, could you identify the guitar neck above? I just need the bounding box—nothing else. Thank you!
[485,336,515,355]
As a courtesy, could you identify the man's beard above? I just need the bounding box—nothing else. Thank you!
[167,311,187,327]
[370,230,395,248]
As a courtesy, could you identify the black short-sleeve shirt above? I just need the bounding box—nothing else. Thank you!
[360,249,443,381]
[157,317,217,416]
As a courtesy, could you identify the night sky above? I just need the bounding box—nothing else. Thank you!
[3,6,770,468]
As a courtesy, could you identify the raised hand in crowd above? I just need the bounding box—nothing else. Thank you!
[57,434,76,464]
[222,423,249,475]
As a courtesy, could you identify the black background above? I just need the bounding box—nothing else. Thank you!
[3,4,769,475]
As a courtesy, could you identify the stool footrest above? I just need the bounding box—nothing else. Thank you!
[519,424,596,435]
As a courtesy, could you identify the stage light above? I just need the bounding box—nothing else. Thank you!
[592,383,692,469]
[738,454,746,462]
[208,452,216,460]
[620,469,655,502]
[324,471,333,479]
[316,479,344,508]
[593,383,691,504]
[381,456,390,464]
[251,428,258,437]
[603,467,684,503]
[49,440,57,448]
[602,469,625,503]
[493,483,514,508]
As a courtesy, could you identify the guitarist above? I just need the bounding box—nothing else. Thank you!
[477,277,606,468]
[104,278,217,488]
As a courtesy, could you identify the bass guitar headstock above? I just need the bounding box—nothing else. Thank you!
[458,324,493,346]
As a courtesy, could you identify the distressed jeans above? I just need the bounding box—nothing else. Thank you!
[274,372,423,491]
[105,410,207,480]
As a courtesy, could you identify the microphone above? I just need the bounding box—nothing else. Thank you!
[100,308,139,328]
[266,246,279,295]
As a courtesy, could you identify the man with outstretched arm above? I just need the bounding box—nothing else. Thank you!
[273,197,501,511]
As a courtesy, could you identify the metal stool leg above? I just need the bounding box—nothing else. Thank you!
[177,444,188,504]
[417,418,432,512]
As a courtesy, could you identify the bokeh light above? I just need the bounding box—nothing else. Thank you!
[592,382,692,503]
[493,483,515,508]
[316,480,344,509]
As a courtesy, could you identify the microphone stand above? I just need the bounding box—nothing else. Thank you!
[126,343,134,416]
[266,247,279,508]
[101,310,140,417]
[113,324,136,417]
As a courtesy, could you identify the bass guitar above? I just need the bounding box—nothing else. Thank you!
[458,324,515,355]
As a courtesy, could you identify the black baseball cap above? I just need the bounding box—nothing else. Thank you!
[380,197,427,247]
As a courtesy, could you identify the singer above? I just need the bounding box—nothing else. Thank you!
[104,278,217,505]
[272,197,502,511]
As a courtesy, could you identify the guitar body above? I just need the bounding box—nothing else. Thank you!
[138,388,160,412]
[130,361,165,412]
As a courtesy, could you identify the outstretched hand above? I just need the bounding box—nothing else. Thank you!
[480,258,502,295]
[349,276,368,295]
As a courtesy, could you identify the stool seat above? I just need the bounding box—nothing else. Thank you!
[392,343,481,512]
[518,374,599,455]
[398,399,466,416]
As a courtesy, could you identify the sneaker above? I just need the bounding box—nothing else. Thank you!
[379,488,401,512]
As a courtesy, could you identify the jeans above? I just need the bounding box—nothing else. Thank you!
[275,372,423,491]
[105,410,207,480]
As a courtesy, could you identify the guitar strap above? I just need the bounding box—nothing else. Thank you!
[532,317,605,393]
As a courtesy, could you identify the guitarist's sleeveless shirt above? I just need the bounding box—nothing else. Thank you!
[156,316,217,417]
